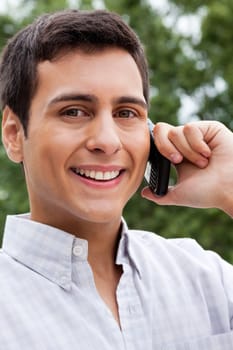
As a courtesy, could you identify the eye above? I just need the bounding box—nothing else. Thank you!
[60,108,89,118]
[114,109,137,119]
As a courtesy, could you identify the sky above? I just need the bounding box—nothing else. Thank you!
[1,0,166,11]
[0,0,14,12]
[0,0,168,15]
[0,0,199,38]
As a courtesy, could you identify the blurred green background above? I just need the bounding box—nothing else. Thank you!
[0,0,232,260]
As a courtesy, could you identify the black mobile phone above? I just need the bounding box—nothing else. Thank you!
[144,119,171,196]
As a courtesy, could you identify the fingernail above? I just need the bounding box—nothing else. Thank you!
[201,152,210,158]
[197,159,208,168]
[170,153,182,163]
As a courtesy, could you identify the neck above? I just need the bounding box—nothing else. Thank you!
[82,219,122,270]
[88,224,122,270]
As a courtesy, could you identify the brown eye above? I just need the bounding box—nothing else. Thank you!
[115,109,137,118]
[61,108,89,118]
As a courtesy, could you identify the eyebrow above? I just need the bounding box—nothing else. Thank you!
[114,96,148,110]
[47,93,148,110]
[48,93,98,106]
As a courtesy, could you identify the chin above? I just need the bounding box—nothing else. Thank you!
[85,211,122,224]
[77,204,123,224]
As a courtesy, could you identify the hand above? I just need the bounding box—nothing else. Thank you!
[141,121,233,217]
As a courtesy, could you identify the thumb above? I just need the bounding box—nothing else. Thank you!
[141,186,178,206]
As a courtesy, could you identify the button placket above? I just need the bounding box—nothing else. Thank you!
[72,239,88,260]
[73,245,84,257]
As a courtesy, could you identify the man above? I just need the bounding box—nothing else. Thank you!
[0,9,232,349]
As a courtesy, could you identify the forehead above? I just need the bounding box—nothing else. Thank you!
[34,48,145,103]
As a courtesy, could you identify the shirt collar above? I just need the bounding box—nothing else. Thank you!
[2,214,140,290]
[116,218,142,278]
[2,214,76,290]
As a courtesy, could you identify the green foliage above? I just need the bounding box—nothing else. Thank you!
[168,0,214,13]
[167,0,233,128]
[0,145,29,245]
[22,0,70,14]
[196,1,233,128]
[0,15,19,48]
[0,0,232,262]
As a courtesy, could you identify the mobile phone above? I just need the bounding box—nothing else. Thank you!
[144,119,171,196]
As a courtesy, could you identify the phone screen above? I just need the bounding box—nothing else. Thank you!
[144,119,171,196]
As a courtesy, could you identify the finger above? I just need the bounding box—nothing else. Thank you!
[168,126,210,168]
[153,122,183,163]
[183,123,211,158]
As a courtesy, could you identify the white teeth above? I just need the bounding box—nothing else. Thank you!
[90,170,95,178]
[95,171,103,180]
[75,169,120,181]
[103,171,111,180]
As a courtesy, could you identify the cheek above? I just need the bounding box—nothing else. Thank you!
[22,134,62,180]
[127,130,150,173]
[27,127,73,159]
[136,132,150,163]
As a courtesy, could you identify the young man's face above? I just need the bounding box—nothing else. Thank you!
[16,48,149,232]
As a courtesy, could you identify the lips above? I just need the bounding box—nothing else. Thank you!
[71,168,121,181]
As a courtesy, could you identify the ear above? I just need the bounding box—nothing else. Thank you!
[1,106,25,163]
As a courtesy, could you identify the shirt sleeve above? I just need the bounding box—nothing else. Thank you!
[173,237,233,329]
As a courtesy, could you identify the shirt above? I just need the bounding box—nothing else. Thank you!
[1,214,233,350]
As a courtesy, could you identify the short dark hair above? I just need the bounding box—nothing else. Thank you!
[0,9,149,135]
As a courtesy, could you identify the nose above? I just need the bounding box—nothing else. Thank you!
[86,115,122,155]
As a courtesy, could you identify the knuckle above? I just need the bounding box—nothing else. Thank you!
[153,122,168,134]
[157,144,168,154]
[168,126,182,140]
[183,122,196,135]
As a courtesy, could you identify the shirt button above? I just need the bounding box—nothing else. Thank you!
[128,304,137,315]
[60,275,68,284]
[73,245,84,257]
[60,275,69,289]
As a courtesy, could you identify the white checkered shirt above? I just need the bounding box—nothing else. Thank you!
[1,214,233,349]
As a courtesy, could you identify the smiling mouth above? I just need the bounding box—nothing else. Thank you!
[71,168,122,181]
